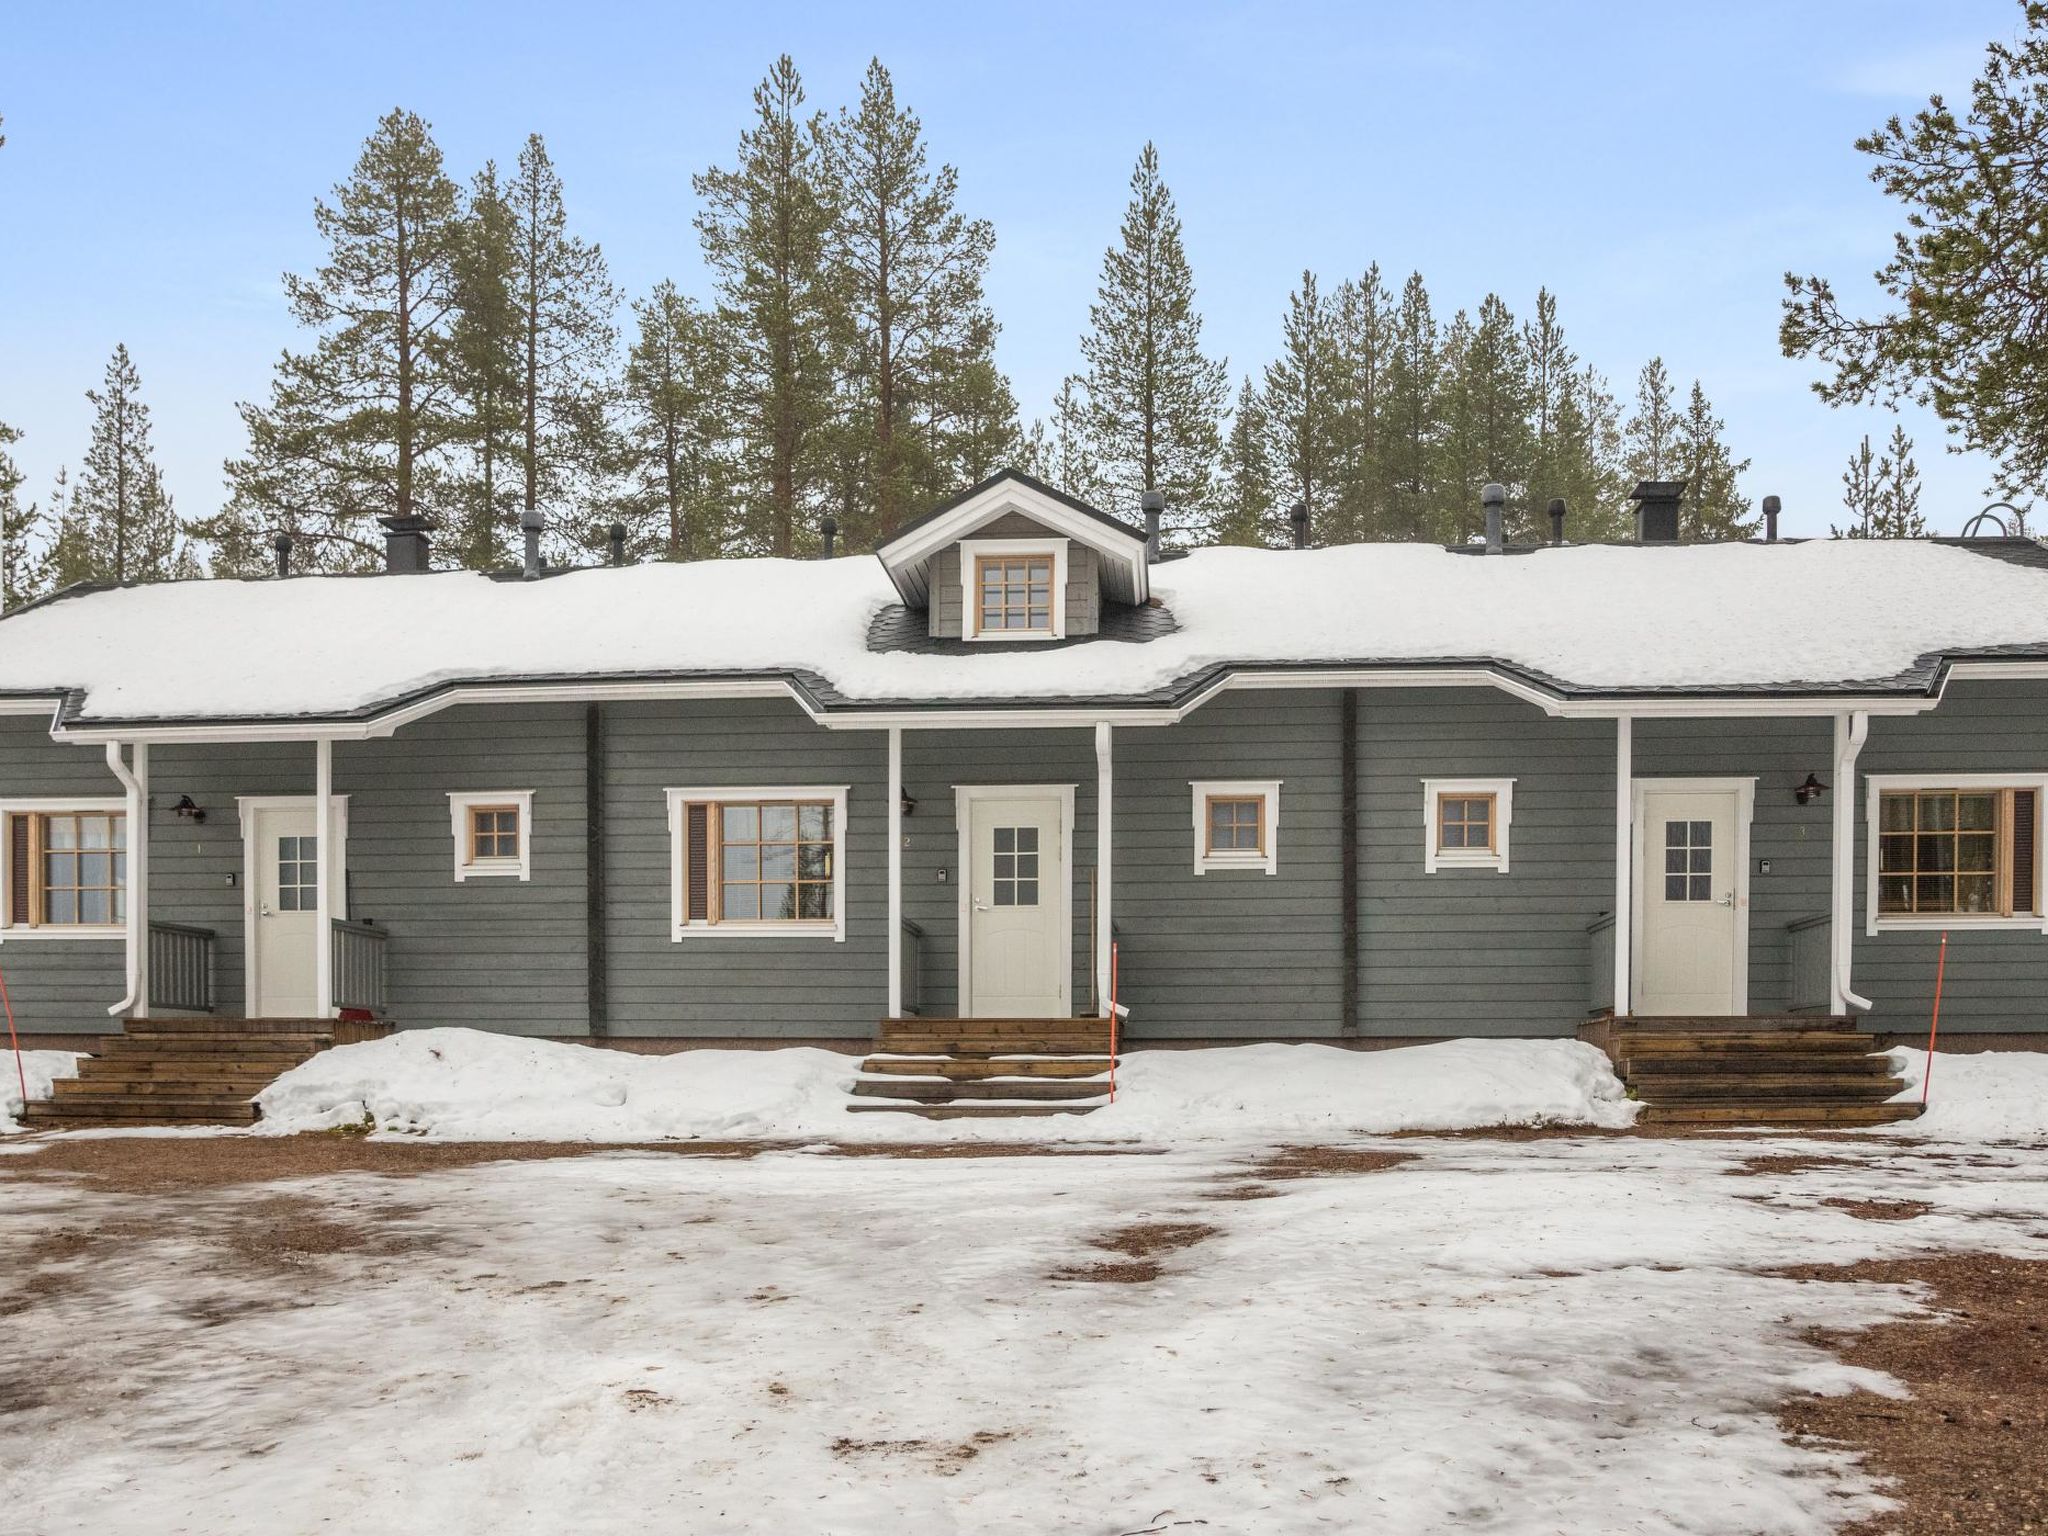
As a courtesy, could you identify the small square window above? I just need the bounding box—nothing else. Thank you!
[1423,780,1515,874]
[449,791,534,882]
[1191,781,1282,874]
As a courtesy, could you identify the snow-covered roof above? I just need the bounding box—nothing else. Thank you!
[874,468,1150,608]
[5,538,2048,730]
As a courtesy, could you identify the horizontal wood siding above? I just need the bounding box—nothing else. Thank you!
[1357,689,1613,1037]
[1635,716,1834,1013]
[0,715,126,1027]
[1855,680,2048,1033]
[927,511,1101,638]
[1113,689,1344,1036]
[604,698,885,1037]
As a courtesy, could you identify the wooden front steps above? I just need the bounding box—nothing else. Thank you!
[848,1017,1117,1118]
[18,1018,388,1130]
[1598,1015,1923,1128]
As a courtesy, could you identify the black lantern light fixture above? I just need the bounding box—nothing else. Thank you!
[899,789,917,818]
[172,794,207,824]
[1794,773,1828,807]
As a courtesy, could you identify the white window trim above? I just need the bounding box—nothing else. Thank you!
[1190,779,1282,875]
[664,785,849,942]
[958,536,1069,642]
[1422,778,1516,874]
[448,790,534,882]
[1864,772,2048,935]
[0,796,130,939]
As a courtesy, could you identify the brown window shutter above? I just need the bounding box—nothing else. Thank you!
[686,803,710,922]
[2014,789,2039,915]
[8,814,30,926]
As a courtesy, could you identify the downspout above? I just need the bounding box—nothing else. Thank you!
[585,703,608,1037]
[104,741,148,1018]
[1340,689,1359,1035]
[1831,712,1873,1014]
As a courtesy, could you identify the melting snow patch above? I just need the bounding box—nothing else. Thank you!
[1885,1046,2048,1143]
[0,1050,85,1133]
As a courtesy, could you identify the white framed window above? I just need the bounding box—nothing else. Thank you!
[1865,773,2048,934]
[1190,779,1282,875]
[665,785,849,941]
[1423,778,1515,873]
[958,536,1068,641]
[0,798,129,937]
[448,790,534,882]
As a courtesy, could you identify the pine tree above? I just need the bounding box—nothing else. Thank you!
[694,57,839,557]
[1326,265,1395,543]
[1214,377,1276,546]
[505,134,620,563]
[1379,272,1440,539]
[43,467,92,589]
[1432,295,1532,542]
[445,161,523,569]
[1077,143,1228,537]
[1261,271,1338,537]
[213,108,464,572]
[1022,376,1107,506]
[1670,379,1755,539]
[71,345,193,582]
[823,59,1000,542]
[1877,422,1929,536]
[1621,357,1681,483]
[620,280,733,561]
[1552,364,1630,540]
[1836,433,1884,538]
[930,314,1021,486]
[1523,289,1579,538]
[0,418,49,609]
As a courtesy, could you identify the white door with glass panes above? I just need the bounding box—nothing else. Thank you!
[245,801,344,1018]
[1633,782,1747,1016]
[963,792,1068,1017]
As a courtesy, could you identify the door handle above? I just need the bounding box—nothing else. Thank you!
[973,900,990,912]
[259,902,272,916]
[1716,893,1735,907]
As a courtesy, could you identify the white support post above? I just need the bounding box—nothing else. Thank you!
[1613,717,1632,1017]
[314,738,334,1019]
[886,727,903,1020]
[1830,711,1872,1015]
[1095,721,1113,1018]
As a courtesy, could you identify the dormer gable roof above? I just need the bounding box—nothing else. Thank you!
[874,468,1150,608]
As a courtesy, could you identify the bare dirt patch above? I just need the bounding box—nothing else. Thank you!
[832,1429,1014,1474]
[1251,1146,1420,1178]
[1774,1254,2048,1536]
[1052,1220,1220,1284]
[1821,1197,1934,1223]
[0,1135,775,1191]
[823,1142,1153,1159]
[1727,1153,1863,1179]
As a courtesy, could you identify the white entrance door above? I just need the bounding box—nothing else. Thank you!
[962,791,1069,1018]
[244,801,343,1018]
[1633,781,1749,1016]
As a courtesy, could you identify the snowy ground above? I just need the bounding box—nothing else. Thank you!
[0,1049,83,1133]
[4,1132,2046,1535]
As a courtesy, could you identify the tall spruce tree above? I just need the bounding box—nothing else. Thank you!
[505,134,620,561]
[620,280,733,561]
[446,161,523,568]
[1077,143,1228,537]
[42,468,91,589]
[1379,272,1440,539]
[0,418,48,609]
[1523,289,1579,537]
[213,108,464,572]
[824,59,999,542]
[1214,377,1276,546]
[1552,364,1630,539]
[1326,266,1395,543]
[72,345,194,582]
[1433,295,1532,541]
[1836,423,1929,537]
[1670,379,1755,539]
[694,57,839,557]
[1260,271,1339,536]
[1836,433,1884,537]
[1621,356,1682,483]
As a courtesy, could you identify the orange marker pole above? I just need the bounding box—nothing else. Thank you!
[1921,931,1948,1108]
[1108,942,1120,1105]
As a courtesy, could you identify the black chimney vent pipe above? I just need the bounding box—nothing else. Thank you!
[820,514,838,559]
[520,507,543,580]
[1762,494,1781,543]
[1289,500,1309,550]
[1140,488,1164,565]
[1481,482,1506,553]
[1548,498,1567,546]
[608,522,628,566]
[272,532,293,579]
[378,513,432,573]
[1629,480,1688,544]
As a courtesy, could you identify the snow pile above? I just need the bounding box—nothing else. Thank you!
[4,537,2048,724]
[1885,1046,2048,1142]
[1,1050,85,1133]
[255,1029,1635,1142]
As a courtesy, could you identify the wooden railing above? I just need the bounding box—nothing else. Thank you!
[331,919,388,1014]
[1787,914,1832,1013]
[898,918,925,1017]
[1586,913,1616,1015]
[147,921,215,1013]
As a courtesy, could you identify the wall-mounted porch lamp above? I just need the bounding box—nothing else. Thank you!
[172,794,207,824]
[1794,773,1828,807]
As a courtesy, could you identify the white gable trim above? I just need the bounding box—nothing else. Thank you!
[879,479,1146,607]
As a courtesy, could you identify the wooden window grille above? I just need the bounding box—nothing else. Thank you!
[1877,787,2041,917]
[5,810,127,927]
[974,554,1054,635]
[679,798,834,924]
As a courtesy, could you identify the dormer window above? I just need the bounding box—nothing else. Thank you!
[960,536,1068,641]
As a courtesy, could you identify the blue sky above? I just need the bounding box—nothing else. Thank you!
[0,1,2025,537]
